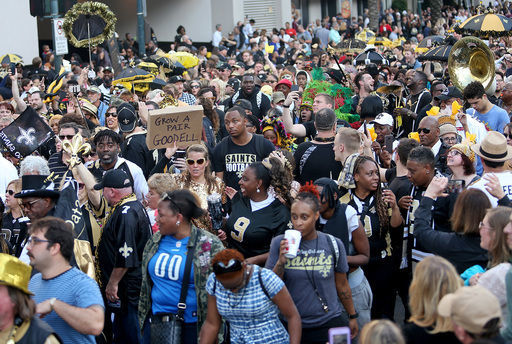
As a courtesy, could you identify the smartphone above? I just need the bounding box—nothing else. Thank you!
[9,63,15,75]
[384,134,394,154]
[446,179,465,194]
[175,150,186,159]
[291,85,299,92]
[329,327,351,344]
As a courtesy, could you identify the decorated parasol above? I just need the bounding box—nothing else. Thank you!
[367,36,393,47]
[166,52,199,69]
[454,10,512,38]
[328,39,367,55]
[63,2,116,63]
[113,67,154,84]
[415,35,445,53]
[418,44,453,62]
[0,54,23,65]
[149,55,187,76]
[353,49,388,66]
[355,29,376,42]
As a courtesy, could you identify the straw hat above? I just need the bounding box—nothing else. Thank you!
[0,253,33,295]
[471,131,512,162]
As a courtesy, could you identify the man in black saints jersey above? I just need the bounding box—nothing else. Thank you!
[212,106,274,190]
[93,169,151,344]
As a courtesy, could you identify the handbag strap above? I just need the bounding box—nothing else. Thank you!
[177,234,198,320]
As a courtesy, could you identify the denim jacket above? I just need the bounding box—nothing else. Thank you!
[138,225,224,334]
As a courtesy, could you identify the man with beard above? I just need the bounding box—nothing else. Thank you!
[394,70,431,137]
[212,106,275,189]
[169,75,196,106]
[488,71,505,107]
[93,169,151,344]
[28,91,49,117]
[88,129,148,203]
[225,74,271,119]
[351,72,375,114]
[86,86,108,126]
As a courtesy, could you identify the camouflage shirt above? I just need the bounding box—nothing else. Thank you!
[138,225,224,334]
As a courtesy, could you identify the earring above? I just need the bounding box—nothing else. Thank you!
[176,220,181,226]
[257,188,260,193]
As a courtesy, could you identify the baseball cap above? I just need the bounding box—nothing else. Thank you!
[94,169,133,190]
[219,45,228,51]
[234,99,253,112]
[218,63,232,71]
[87,86,101,94]
[275,78,292,91]
[227,78,240,92]
[169,75,184,84]
[272,91,286,104]
[438,285,502,335]
[435,86,463,101]
[117,102,137,133]
[370,112,394,127]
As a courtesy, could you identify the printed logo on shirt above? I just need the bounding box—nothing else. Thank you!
[284,249,333,278]
[225,153,257,177]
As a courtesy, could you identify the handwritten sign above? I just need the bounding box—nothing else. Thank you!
[146,105,203,149]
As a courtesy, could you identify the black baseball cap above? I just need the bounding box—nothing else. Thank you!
[435,86,463,101]
[218,63,232,71]
[169,75,184,84]
[94,169,132,190]
[117,102,137,133]
[227,78,241,92]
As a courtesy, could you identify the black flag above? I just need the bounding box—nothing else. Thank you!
[0,107,53,159]
[54,170,96,279]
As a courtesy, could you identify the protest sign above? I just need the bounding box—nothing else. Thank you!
[0,107,54,159]
[146,105,203,149]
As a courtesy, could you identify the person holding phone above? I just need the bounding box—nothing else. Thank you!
[369,113,395,168]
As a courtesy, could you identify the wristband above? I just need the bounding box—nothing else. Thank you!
[283,104,290,108]
[50,297,57,311]
[349,312,359,319]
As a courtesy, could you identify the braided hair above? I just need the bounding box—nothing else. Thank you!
[314,178,341,209]
[352,155,389,229]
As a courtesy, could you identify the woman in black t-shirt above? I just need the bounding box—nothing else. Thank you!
[2,179,24,256]
[339,155,403,319]
[221,156,292,266]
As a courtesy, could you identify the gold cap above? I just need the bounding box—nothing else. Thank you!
[0,253,33,295]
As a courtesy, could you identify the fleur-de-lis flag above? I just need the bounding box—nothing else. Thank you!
[0,107,54,158]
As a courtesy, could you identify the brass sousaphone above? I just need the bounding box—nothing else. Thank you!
[448,36,496,95]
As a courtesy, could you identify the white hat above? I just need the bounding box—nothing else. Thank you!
[370,112,394,127]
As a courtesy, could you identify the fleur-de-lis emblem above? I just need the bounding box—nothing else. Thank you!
[122,118,131,125]
[287,221,294,229]
[119,242,133,258]
[16,127,36,146]
[62,133,91,167]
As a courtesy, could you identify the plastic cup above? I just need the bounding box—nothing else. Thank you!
[284,229,301,258]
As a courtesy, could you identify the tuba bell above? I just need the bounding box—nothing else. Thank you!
[448,36,496,95]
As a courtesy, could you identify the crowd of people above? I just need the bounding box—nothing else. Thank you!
[2,2,512,344]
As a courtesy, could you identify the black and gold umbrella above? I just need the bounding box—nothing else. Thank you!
[63,2,116,48]
[329,39,367,55]
[0,54,23,65]
[114,67,154,84]
[415,35,445,53]
[353,49,388,66]
[455,12,512,38]
[418,44,453,62]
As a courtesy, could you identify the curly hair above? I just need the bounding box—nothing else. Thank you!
[249,157,293,207]
[260,115,295,151]
[182,144,220,194]
[211,248,245,266]
[353,155,389,229]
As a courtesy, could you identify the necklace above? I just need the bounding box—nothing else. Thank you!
[313,136,335,143]
[227,267,251,308]
[6,317,22,344]
[302,236,329,313]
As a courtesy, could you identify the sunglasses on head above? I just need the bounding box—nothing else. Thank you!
[106,112,118,118]
[213,259,243,275]
[417,128,431,134]
[59,134,75,140]
[186,158,205,166]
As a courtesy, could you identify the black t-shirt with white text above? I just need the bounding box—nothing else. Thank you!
[293,141,342,185]
[211,134,275,189]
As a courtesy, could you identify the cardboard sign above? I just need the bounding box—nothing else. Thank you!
[146,105,203,149]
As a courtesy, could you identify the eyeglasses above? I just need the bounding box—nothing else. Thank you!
[186,158,205,166]
[505,133,512,139]
[21,199,42,210]
[448,150,461,157]
[417,128,431,134]
[106,112,118,118]
[26,236,51,247]
[213,259,243,275]
[442,136,458,143]
[191,85,200,89]
[6,190,15,196]
[59,134,75,140]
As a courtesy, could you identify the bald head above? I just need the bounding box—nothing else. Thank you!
[418,116,440,148]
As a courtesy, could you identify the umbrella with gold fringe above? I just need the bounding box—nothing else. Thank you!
[455,10,512,38]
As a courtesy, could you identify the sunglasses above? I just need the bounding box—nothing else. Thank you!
[106,112,118,118]
[505,133,512,139]
[191,85,200,89]
[417,128,431,134]
[6,190,15,196]
[59,134,75,140]
[82,151,96,158]
[186,158,206,166]
[213,259,243,275]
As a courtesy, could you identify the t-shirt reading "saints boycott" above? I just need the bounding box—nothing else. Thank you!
[212,134,275,189]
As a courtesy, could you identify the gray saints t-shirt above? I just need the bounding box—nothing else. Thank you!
[266,231,348,327]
